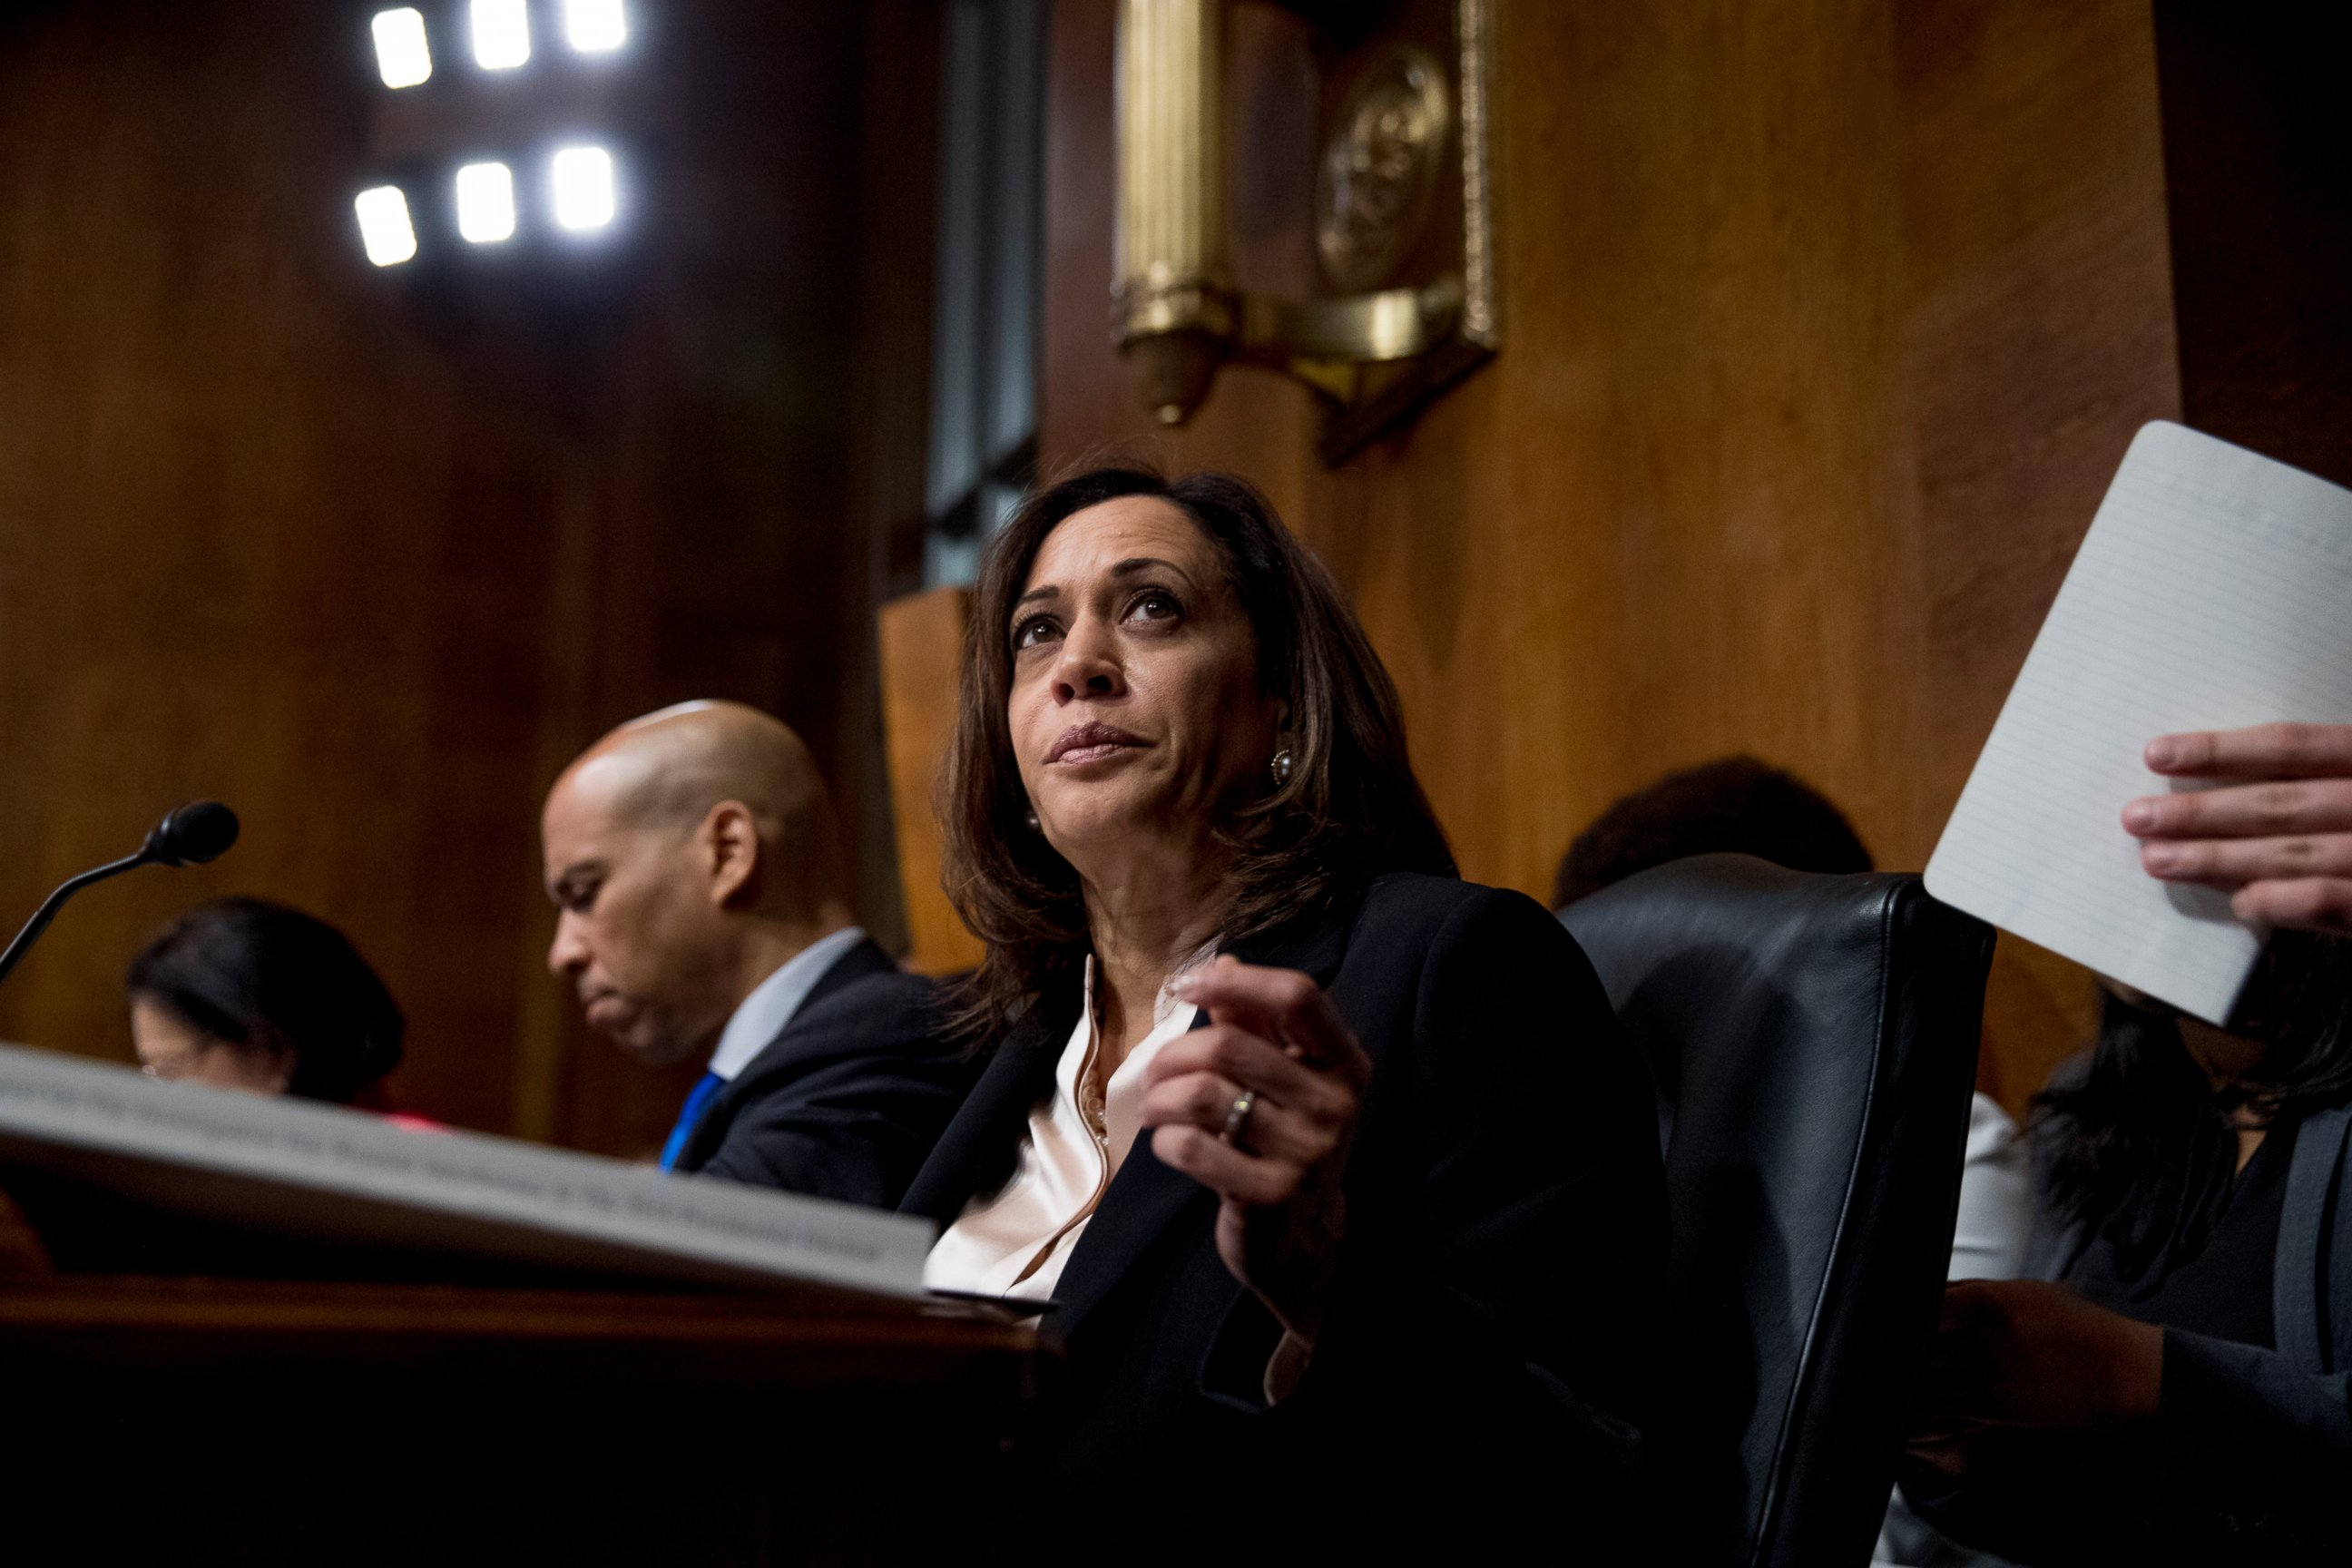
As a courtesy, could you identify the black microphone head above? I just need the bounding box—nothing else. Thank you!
[145,802,240,867]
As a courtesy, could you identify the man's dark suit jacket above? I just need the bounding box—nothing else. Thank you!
[673,936,977,1210]
[900,872,1667,1557]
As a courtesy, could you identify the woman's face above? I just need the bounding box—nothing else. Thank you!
[1008,496,1286,869]
[130,997,291,1095]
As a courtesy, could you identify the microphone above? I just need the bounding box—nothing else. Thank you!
[0,802,240,989]
[142,801,241,867]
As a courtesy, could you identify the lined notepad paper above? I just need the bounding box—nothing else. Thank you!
[1925,422,2352,1024]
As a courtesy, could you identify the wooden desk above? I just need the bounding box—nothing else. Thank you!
[0,1272,1037,1564]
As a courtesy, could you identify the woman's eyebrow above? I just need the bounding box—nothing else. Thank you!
[1015,557,1194,615]
[1109,556,1193,584]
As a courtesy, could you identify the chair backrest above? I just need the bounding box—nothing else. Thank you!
[1561,854,1994,1568]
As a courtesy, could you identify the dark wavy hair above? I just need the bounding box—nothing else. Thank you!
[2035,930,2352,1261]
[1552,755,1873,907]
[939,464,1455,1041]
[126,897,405,1103]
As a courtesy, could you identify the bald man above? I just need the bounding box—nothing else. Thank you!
[541,701,975,1204]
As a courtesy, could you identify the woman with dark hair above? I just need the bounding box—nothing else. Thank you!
[1902,724,2352,1563]
[906,464,1664,1555]
[127,897,404,1104]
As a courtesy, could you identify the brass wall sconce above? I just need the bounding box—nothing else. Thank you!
[1115,0,1496,462]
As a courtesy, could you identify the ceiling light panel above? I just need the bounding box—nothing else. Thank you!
[471,0,531,71]
[550,146,617,230]
[354,186,418,266]
[564,0,628,54]
[456,162,518,242]
[371,8,433,88]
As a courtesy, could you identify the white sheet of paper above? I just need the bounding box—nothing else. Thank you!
[1925,421,2352,1024]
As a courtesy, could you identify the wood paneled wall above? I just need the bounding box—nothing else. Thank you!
[1036,0,2188,1110]
[878,587,987,977]
[0,1,926,1155]
[2151,4,2352,493]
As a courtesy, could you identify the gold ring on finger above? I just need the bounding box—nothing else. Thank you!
[1220,1089,1258,1148]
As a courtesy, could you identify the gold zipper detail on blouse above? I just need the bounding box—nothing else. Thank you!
[1010,1007,1115,1286]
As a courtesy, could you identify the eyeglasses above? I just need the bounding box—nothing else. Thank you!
[139,1044,214,1082]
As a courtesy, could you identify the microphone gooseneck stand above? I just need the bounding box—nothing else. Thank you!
[0,802,241,990]
[0,849,157,989]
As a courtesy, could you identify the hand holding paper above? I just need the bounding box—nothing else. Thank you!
[1925,422,2352,1024]
[2125,721,2352,934]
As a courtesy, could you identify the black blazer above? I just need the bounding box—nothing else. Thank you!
[900,873,1667,1556]
[675,937,979,1210]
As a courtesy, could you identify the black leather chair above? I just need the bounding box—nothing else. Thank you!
[1561,853,1995,1568]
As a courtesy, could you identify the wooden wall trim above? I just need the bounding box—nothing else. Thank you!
[878,587,987,977]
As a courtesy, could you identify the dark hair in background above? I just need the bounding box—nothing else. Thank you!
[2037,931,2352,1259]
[125,897,404,1103]
[1551,754,1875,906]
[939,463,1455,1041]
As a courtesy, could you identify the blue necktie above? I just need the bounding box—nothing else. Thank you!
[659,1071,727,1172]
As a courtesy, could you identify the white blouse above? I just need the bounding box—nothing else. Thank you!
[922,945,1214,1302]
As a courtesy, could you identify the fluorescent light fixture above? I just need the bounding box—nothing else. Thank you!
[471,0,531,70]
[550,146,616,230]
[371,8,433,88]
[564,0,628,54]
[354,186,418,266]
[455,162,517,242]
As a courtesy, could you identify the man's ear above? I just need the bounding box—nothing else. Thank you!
[701,802,762,908]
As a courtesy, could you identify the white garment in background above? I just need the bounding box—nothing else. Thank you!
[1947,1092,2033,1281]
[923,946,1213,1302]
[1874,1092,2034,1565]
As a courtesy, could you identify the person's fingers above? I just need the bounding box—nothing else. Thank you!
[1142,1024,1352,1125]
[1135,1068,1243,1134]
[1137,1071,1335,1164]
[2138,831,2352,887]
[1925,1282,2001,1378]
[2230,877,2352,935]
[1939,1279,1996,1329]
[2145,722,2352,779]
[2122,778,2352,839]
[1175,959,1372,1086]
[1149,1123,1296,1206]
[1174,958,1318,1038]
[1173,959,1289,1054]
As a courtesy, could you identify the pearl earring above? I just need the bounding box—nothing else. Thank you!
[1269,747,1294,786]
[1024,807,1041,832]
